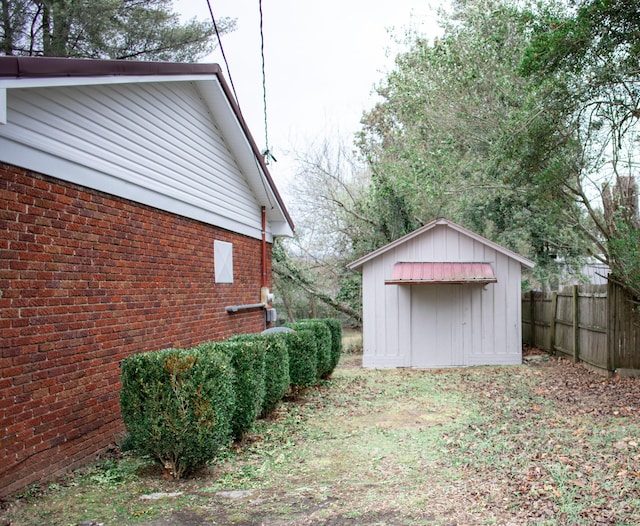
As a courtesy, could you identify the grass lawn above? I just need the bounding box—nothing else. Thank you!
[2,348,640,525]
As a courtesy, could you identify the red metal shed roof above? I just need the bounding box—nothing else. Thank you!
[385,262,497,285]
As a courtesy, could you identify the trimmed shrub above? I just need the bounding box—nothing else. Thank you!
[284,328,318,387]
[120,347,235,479]
[201,339,266,441]
[321,318,343,374]
[289,320,333,379]
[230,333,290,417]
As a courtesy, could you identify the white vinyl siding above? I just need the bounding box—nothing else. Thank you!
[0,81,265,240]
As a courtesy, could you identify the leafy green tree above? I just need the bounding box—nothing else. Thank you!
[276,0,590,323]
[280,0,640,323]
[0,0,234,60]
[356,0,590,286]
[509,0,640,295]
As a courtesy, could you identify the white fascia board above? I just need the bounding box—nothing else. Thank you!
[0,74,216,90]
[0,88,5,124]
[270,220,294,237]
[193,78,291,235]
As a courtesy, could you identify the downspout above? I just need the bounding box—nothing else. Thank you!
[259,205,273,311]
[225,207,273,314]
[261,206,267,289]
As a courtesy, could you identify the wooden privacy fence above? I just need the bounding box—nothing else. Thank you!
[522,281,640,375]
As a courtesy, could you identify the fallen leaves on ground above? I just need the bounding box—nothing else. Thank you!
[440,348,640,525]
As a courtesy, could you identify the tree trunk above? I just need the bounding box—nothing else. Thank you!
[41,0,73,56]
[1,0,14,55]
[280,288,296,324]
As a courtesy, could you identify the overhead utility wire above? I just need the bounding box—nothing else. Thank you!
[204,0,275,208]
[205,0,241,110]
[258,0,272,163]
[256,0,276,206]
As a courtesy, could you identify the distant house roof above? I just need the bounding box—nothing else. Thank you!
[386,262,497,285]
[0,56,294,237]
[348,218,535,270]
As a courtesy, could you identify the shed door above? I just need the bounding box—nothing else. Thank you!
[410,285,472,367]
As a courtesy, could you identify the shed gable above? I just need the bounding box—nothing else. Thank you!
[348,218,534,270]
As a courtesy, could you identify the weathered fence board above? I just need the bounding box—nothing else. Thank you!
[522,282,639,374]
[608,282,640,372]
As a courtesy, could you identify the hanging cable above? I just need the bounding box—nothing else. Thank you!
[205,0,242,111]
[258,0,272,164]
[205,0,275,210]
[257,0,276,209]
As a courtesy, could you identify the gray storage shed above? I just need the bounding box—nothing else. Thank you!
[347,218,535,368]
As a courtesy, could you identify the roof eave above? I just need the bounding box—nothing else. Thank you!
[0,56,295,237]
[193,75,295,237]
[0,56,221,81]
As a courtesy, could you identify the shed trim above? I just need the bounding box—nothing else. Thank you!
[385,262,497,285]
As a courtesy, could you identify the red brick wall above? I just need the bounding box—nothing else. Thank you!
[0,163,273,496]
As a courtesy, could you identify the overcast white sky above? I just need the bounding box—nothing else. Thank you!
[177,0,445,191]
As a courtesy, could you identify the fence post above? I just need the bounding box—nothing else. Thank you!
[529,291,535,347]
[572,285,579,362]
[607,280,615,372]
[549,291,558,355]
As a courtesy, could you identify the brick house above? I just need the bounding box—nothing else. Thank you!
[0,57,294,496]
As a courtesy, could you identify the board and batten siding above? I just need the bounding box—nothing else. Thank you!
[360,223,524,368]
[0,81,267,240]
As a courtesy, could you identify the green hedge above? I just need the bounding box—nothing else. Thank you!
[120,320,343,479]
[229,333,290,417]
[288,320,333,379]
[284,328,318,387]
[322,318,343,373]
[200,339,266,441]
[120,347,235,479]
